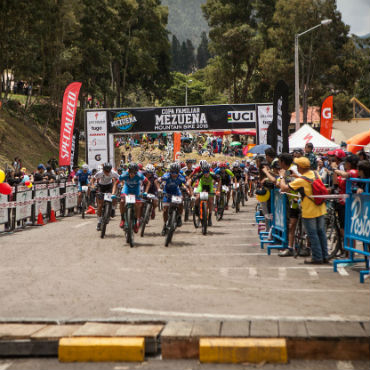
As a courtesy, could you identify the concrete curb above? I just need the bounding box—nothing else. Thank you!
[0,320,368,362]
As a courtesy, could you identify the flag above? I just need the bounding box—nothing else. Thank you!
[320,96,333,139]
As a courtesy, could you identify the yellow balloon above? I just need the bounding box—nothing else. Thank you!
[0,170,5,184]
[27,183,33,188]
[256,189,270,203]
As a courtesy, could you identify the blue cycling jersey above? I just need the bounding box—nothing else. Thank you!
[161,173,186,196]
[119,171,145,196]
[75,169,91,185]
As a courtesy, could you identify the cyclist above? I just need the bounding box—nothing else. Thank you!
[160,162,191,236]
[119,163,147,233]
[214,162,235,210]
[91,163,119,231]
[155,163,165,178]
[73,163,92,212]
[143,164,160,219]
[247,161,259,196]
[231,161,243,208]
[181,159,194,178]
[191,161,218,226]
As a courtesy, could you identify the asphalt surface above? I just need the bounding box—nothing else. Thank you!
[0,358,369,370]
[0,198,369,322]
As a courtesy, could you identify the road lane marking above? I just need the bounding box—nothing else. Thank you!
[0,363,13,370]
[110,307,369,322]
[308,268,319,278]
[278,267,287,279]
[336,361,354,370]
[220,268,229,277]
[134,253,266,257]
[338,267,349,276]
[73,221,93,229]
[249,268,257,278]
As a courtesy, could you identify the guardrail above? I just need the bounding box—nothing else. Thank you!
[0,180,78,233]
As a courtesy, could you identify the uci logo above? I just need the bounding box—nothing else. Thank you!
[322,107,332,119]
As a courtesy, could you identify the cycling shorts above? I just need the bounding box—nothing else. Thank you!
[97,183,113,199]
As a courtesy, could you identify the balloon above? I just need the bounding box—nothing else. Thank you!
[25,181,31,187]
[27,182,33,189]
[256,189,270,203]
[0,182,12,195]
[0,170,5,184]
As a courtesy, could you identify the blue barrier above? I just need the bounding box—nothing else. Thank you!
[260,189,289,255]
[333,178,370,283]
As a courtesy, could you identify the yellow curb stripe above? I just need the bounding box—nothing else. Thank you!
[58,337,145,362]
[199,338,288,364]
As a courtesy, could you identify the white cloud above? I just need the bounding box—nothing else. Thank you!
[336,0,370,36]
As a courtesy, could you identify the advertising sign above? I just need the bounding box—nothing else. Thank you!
[86,111,108,169]
[348,194,370,243]
[273,190,285,230]
[320,95,333,139]
[16,186,33,221]
[257,104,273,145]
[0,194,9,224]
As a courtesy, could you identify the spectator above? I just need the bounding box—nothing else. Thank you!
[293,149,304,158]
[358,150,369,161]
[305,143,317,170]
[279,157,328,264]
[357,160,370,193]
[265,148,278,167]
[44,165,56,183]
[33,164,46,182]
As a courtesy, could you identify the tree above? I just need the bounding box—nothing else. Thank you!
[196,32,210,69]
[171,35,181,71]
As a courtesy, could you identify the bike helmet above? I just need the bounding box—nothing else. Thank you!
[211,161,217,167]
[138,163,143,170]
[103,163,112,172]
[219,162,227,169]
[186,159,193,164]
[232,161,240,168]
[128,162,139,172]
[201,162,211,172]
[180,162,185,168]
[82,164,89,171]
[145,164,155,173]
[240,163,246,169]
[199,160,209,170]
[170,162,181,173]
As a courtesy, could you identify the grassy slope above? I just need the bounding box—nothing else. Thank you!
[0,108,59,171]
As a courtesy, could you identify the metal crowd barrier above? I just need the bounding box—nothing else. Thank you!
[333,178,370,283]
[0,180,78,233]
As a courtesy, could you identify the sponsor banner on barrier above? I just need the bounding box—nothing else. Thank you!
[348,194,370,243]
[0,194,9,224]
[49,187,61,212]
[65,185,78,209]
[86,111,108,169]
[16,188,33,221]
[273,190,285,230]
[34,188,49,216]
[257,105,273,145]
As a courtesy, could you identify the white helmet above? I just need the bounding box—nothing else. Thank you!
[82,164,89,171]
[145,164,155,173]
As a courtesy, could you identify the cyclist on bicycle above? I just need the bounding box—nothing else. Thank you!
[231,161,243,208]
[73,163,91,211]
[160,162,191,235]
[182,159,194,178]
[143,164,160,220]
[191,161,218,226]
[91,163,119,231]
[214,162,235,210]
[119,162,147,233]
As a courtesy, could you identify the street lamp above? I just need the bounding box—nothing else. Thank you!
[295,19,332,131]
[185,79,192,106]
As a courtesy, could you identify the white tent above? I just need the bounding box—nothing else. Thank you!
[289,124,339,153]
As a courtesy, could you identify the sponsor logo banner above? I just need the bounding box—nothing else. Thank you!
[257,105,273,145]
[349,194,370,241]
[320,96,333,139]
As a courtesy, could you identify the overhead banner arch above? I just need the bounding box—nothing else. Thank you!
[85,103,272,169]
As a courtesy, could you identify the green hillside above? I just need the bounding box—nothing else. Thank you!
[162,0,208,46]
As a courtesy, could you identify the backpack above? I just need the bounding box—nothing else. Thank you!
[301,172,328,205]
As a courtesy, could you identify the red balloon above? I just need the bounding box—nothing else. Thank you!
[25,181,30,187]
[0,182,12,195]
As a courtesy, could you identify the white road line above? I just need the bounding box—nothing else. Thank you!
[0,362,13,370]
[338,266,349,276]
[220,268,229,277]
[135,253,266,257]
[109,307,369,322]
[73,221,93,229]
[308,268,319,278]
[336,361,354,370]
[249,267,257,278]
[278,267,287,279]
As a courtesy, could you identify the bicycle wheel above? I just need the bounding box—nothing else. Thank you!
[201,202,208,235]
[165,209,177,247]
[184,198,190,222]
[100,202,111,239]
[193,204,200,228]
[235,191,241,213]
[140,203,151,237]
[126,207,134,247]
[81,193,87,219]
[294,217,309,257]
[241,188,245,207]
[216,195,224,221]
[326,214,341,259]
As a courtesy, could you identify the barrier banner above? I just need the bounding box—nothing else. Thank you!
[257,105,273,145]
[65,183,78,209]
[15,186,33,221]
[34,185,49,216]
[0,193,9,224]
[320,96,333,139]
[59,82,82,166]
[273,190,286,230]
[49,184,61,213]
[347,193,370,243]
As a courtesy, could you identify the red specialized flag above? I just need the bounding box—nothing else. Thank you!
[59,82,82,166]
[173,132,181,161]
[320,95,333,140]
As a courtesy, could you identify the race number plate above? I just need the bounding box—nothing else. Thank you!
[250,176,255,180]
[126,194,136,204]
[147,194,156,199]
[104,193,112,202]
[171,195,182,204]
[81,186,88,192]
[233,183,239,189]
[222,186,229,192]
[200,192,209,201]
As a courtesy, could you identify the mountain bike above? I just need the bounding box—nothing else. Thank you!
[240,179,246,206]
[215,185,228,221]
[232,182,241,213]
[193,192,209,235]
[249,176,257,197]
[100,193,113,239]
[325,200,342,259]
[140,194,157,237]
[80,185,89,219]
[164,194,182,247]
[123,194,136,248]
[182,188,192,222]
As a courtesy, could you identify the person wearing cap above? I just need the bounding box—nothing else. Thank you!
[304,143,317,170]
[327,149,346,171]
[279,157,328,264]
[33,164,46,183]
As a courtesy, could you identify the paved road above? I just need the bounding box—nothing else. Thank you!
[0,358,369,370]
[0,199,368,322]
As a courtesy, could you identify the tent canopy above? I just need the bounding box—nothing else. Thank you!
[289,124,339,153]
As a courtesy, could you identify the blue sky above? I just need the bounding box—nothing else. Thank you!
[337,0,370,36]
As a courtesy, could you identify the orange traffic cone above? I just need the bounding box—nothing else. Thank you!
[49,209,57,223]
[37,211,44,226]
[86,206,96,215]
